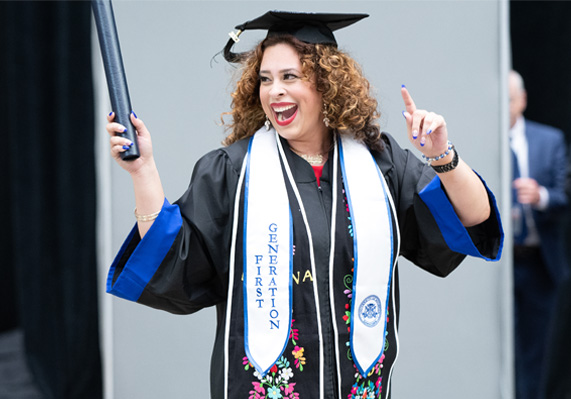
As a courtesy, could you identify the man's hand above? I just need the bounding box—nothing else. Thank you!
[513,177,541,205]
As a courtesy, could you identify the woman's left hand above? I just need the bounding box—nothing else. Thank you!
[401,85,491,227]
[401,86,449,158]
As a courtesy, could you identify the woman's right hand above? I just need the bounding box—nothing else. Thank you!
[107,111,155,176]
[106,111,166,238]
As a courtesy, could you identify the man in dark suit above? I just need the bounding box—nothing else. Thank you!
[509,70,569,399]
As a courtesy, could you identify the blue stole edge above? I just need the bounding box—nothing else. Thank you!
[106,198,183,301]
[418,172,504,261]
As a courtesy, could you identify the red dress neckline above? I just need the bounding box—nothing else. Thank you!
[312,165,324,186]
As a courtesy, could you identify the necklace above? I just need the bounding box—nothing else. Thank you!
[290,148,324,166]
[299,153,323,166]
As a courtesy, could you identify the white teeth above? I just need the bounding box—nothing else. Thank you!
[273,104,296,113]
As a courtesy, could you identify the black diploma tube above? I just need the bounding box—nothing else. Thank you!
[92,0,140,160]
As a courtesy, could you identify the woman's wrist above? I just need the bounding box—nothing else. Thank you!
[421,141,454,164]
[130,157,159,181]
[429,148,455,166]
[431,148,459,173]
[130,158,165,216]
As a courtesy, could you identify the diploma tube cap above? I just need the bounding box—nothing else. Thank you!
[223,10,368,63]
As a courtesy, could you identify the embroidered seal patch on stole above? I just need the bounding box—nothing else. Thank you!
[358,295,382,328]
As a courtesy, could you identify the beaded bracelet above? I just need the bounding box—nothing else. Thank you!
[431,147,459,173]
[134,208,161,222]
[421,141,454,163]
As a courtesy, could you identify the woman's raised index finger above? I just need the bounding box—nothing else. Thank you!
[401,85,417,114]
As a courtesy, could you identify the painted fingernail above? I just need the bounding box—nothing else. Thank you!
[122,145,129,150]
[108,111,113,116]
[131,110,138,119]
[427,129,432,135]
[402,111,406,119]
[122,128,127,133]
[412,130,418,139]
[420,138,426,147]
[128,141,134,147]
[401,84,406,88]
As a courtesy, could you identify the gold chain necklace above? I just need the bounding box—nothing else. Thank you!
[290,148,324,166]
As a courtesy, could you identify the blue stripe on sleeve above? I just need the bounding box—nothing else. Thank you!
[419,174,503,261]
[106,198,183,301]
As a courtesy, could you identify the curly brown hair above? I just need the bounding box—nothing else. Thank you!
[222,35,382,150]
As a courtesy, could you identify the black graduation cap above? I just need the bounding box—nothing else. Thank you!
[223,11,369,63]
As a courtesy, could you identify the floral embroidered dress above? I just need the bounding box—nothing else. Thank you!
[107,132,503,399]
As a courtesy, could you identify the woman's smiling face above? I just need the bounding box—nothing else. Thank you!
[259,43,328,150]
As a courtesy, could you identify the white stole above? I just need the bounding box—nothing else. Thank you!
[339,135,395,377]
[241,128,396,379]
[243,129,293,377]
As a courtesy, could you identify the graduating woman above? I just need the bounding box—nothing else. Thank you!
[105,11,503,399]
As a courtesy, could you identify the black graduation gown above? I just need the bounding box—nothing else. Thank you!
[107,132,503,399]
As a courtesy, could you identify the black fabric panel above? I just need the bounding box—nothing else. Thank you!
[0,1,102,398]
[0,117,18,330]
[510,1,571,141]
[511,4,571,398]
[539,274,571,399]
[0,1,18,335]
[510,1,571,265]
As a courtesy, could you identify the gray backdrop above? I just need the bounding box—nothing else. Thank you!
[93,1,512,398]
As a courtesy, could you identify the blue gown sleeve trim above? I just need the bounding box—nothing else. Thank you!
[419,173,503,261]
[106,198,183,301]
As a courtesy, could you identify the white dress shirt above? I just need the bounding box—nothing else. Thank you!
[510,116,549,246]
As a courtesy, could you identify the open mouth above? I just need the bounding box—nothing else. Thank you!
[272,104,298,126]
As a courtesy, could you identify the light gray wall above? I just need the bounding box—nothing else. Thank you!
[94,1,511,398]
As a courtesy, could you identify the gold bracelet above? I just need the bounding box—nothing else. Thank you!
[134,208,161,222]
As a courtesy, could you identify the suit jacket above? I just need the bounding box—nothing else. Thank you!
[523,119,569,282]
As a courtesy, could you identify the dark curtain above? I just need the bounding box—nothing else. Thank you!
[510,1,571,141]
[0,1,102,398]
[511,2,571,399]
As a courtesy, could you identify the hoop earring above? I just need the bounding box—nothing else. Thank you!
[265,116,271,131]
[322,103,330,128]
